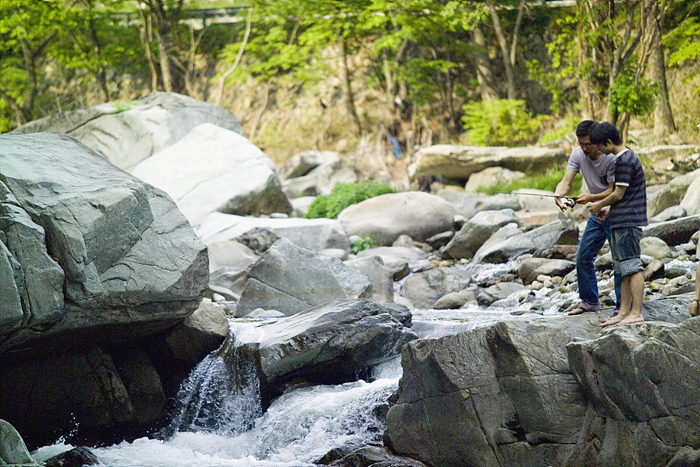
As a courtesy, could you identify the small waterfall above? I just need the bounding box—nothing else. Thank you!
[165,324,263,437]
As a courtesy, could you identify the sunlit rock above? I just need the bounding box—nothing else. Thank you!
[642,214,700,246]
[237,238,372,317]
[473,220,578,264]
[132,123,293,225]
[435,189,521,220]
[399,267,472,309]
[0,132,207,353]
[0,419,41,466]
[11,92,242,171]
[338,192,459,246]
[442,209,523,260]
[409,145,566,180]
[195,212,351,253]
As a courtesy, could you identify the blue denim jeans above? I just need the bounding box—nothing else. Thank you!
[576,215,622,310]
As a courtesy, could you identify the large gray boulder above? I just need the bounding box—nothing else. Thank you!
[384,300,693,467]
[473,220,578,264]
[131,123,292,225]
[236,299,418,406]
[681,176,700,216]
[0,419,41,466]
[399,267,472,309]
[195,212,351,253]
[646,183,678,218]
[637,145,700,171]
[355,246,427,280]
[435,189,522,220]
[669,168,700,200]
[344,255,395,304]
[236,238,372,317]
[338,192,459,246]
[642,214,700,246]
[517,257,576,284]
[11,92,242,171]
[409,145,567,180]
[464,167,525,192]
[0,184,64,338]
[442,209,523,260]
[164,299,229,364]
[567,317,700,466]
[279,150,358,197]
[0,132,208,352]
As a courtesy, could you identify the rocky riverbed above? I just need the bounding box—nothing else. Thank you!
[2,92,700,467]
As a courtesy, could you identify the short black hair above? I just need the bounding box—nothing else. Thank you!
[590,122,622,145]
[576,120,598,137]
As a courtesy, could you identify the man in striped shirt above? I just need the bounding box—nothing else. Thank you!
[587,122,647,327]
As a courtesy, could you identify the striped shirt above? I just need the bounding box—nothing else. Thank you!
[610,149,648,229]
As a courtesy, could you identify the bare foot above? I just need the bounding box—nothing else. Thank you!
[617,315,644,326]
[568,307,587,315]
[601,314,625,327]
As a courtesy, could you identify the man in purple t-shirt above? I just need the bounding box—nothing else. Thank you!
[588,122,647,327]
[555,120,620,316]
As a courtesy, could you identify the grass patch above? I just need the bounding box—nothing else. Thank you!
[111,100,133,113]
[479,163,582,196]
[306,181,397,219]
[351,234,378,255]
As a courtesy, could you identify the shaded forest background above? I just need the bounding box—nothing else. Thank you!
[1,0,699,177]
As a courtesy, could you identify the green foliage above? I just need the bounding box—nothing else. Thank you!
[0,0,146,126]
[111,100,133,113]
[666,16,700,90]
[607,63,658,118]
[526,14,579,116]
[479,163,582,196]
[351,234,378,255]
[305,181,397,219]
[461,99,548,146]
[0,0,70,122]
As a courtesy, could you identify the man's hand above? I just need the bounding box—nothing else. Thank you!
[596,205,610,220]
[588,201,602,215]
[555,196,568,212]
[576,193,596,204]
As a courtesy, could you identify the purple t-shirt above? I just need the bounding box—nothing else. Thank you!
[566,147,616,194]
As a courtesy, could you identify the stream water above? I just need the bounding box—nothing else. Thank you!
[29,255,697,467]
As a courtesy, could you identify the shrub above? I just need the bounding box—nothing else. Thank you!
[305,181,397,219]
[462,99,548,146]
[351,234,377,255]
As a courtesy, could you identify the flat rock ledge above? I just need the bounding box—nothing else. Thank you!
[385,297,697,467]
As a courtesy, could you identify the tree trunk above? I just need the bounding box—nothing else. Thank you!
[88,20,109,101]
[137,4,158,92]
[648,3,675,136]
[157,33,172,92]
[603,0,640,125]
[214,7,252,106]
[382,56,395,99]
[487,2,516,100]
[20,39,37,123]
[0,89,27,125]
[340,39,362,134]
[472,25,499,101]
